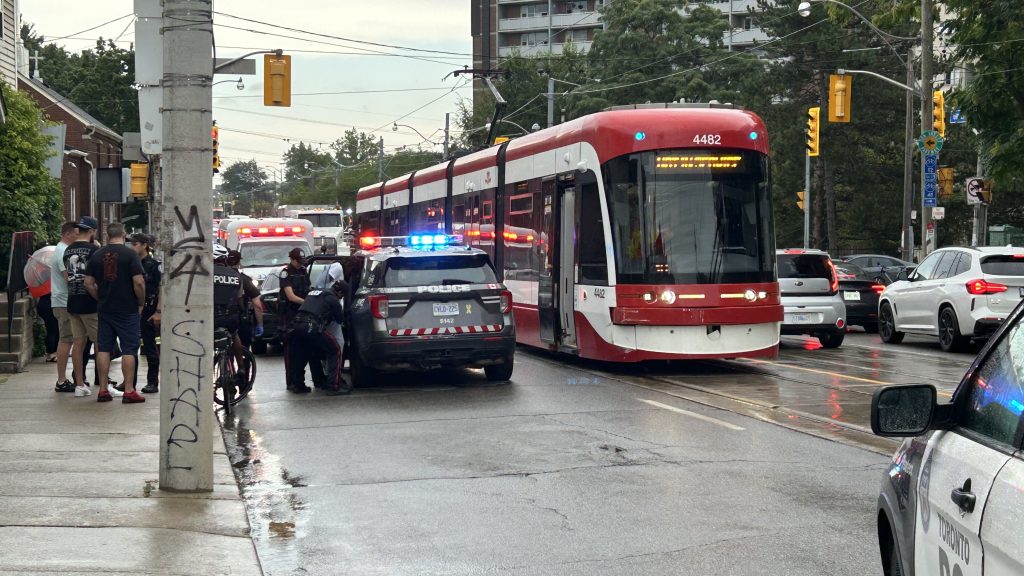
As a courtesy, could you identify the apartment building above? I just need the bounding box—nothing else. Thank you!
[0,0,19,89]
[471,0,769,71]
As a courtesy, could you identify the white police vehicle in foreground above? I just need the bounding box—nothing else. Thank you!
[871,300,1024,575]
[348,234,516,387]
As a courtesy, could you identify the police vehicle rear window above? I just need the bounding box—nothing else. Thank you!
[777,254,831,280]
[383,255,497,288]
[980,255,1024,276]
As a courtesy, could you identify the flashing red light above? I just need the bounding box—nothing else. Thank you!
[292,226,304,234]
[368,294,389,319]
[239,227,252,235]
[359,236,379,248]
[275,226,286,234]
[258,227,270,234]
[966,279,1008,295]
[784,249,805,254]
[1012,254,1024,259]
[467,230,481,238]
[499,290,512,313]
[871,284,885,295]
[526,234,535,242]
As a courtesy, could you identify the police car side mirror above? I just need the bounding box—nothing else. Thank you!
[871,384,936,437]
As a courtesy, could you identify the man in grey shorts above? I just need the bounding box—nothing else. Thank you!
[51,222,79,392]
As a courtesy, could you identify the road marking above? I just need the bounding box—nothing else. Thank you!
[637,398,746,431]
[743,358,952,398]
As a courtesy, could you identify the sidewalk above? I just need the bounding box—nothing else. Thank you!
[0,357,263,575]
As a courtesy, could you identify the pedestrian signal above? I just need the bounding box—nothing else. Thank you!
[828,75,852,123]
[212,122,221,174]
[806,107,820,157]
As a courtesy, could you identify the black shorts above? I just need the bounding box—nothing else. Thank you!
[98,312,141,355]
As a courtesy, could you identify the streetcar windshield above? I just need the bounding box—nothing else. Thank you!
[605,149,774,285]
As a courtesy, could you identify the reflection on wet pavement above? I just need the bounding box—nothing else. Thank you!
[221,414,307,575]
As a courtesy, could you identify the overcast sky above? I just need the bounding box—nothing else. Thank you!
[21,1,474,180]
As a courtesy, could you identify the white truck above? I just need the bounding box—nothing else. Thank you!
[277,205,350,255]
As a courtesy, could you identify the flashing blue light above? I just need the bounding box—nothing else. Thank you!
[749,131,759,140]
[409,233,452,248]
[433,234,446,245]
[410,235,421,246]
[422,235,434,245]
[635,131,647,141]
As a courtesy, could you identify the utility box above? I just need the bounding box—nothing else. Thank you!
[988,225,1024,247]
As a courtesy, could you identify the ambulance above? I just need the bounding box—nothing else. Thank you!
[216,218,314,287]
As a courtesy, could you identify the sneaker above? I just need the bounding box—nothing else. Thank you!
[141,384,159,394]
[113,382,125,392]
[325,386,351,396]
[96,390,113,402]
[122,391,146,404]
[55,380,76,393]
[74,385,92,397]
[107,386,123,397]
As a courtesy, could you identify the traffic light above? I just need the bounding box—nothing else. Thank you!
[933,90,946,138]
[264,53,292,107]
[796,191,806,211]
[806,106,820,157]
[828,74,852,123]
[129,163,149,198]
[211,122,221,174]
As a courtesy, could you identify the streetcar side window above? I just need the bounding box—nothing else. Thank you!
[577,174,608,285]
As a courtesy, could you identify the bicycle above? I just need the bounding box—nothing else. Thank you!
[213,327,256,415]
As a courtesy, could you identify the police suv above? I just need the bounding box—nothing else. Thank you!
[871,300,1024,575]
[348,234,516,387]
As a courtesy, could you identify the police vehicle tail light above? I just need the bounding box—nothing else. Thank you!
[369,294,389,319]
[359,236,380,249]
[966,279,1008,295]
[500,290,512,313]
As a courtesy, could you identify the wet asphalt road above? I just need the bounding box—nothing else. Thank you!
[220,332,977,576]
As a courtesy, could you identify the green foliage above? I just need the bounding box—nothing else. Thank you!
[222,160,271,216]
[21,23,139,135]
[0,84,63,286]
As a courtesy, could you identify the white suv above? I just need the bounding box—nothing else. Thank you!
[878,246,1024,351]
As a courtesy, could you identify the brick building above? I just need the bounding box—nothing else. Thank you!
[18,73,123,228]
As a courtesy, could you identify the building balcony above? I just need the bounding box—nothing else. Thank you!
[704,0,761,15]
[725,26,769,46]
[498,11,601,32]
[498,41,594,58]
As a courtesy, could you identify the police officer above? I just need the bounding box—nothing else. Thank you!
[287,280,349,395]
[130,233,161,394]
[213,245,247,384]
[226,249,264,348]
[279,246,310,391]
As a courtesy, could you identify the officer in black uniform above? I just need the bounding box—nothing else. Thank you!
[130,233,161,394]
[227,249,264,348]
[287,280,350,395]
[279,246,310,391]
[213,245,247,383]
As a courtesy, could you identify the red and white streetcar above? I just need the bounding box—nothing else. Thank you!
[356,103,781,361]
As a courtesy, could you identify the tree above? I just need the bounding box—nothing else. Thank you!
[221,160,268,196]
[0,84,63,286]
[331,128,380,165]
[21,24,139,135]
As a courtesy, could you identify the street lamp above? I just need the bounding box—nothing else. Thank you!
[213,77,244,90]
[798,0,934,261]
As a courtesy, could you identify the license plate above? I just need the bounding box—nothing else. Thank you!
[843,291,861,301]
[787,313,813,324]
[432,303,459,316]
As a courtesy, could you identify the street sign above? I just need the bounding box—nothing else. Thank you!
[932,207,945,220]
[923,152,938,207]
[926,222,935,241]
[966,177,987,205]
[917,130,944,155]
[924,182,938,207]
[950,108,966,124]
[924,155,938,174]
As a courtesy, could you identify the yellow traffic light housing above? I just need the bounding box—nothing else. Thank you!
[828,74,852,123]
[130,163,149,198]
[796,191,806,211]
[933,90,946,138]
[264,54,292,107]
[211,122,221,174]
[806,107,820,157]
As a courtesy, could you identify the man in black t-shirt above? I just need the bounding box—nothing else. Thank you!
[279,247,310,391]
[84,222,146,404]
[130,233,161,394]
[64,216,101,397]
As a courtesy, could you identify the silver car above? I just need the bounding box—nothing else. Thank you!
[879,246,1024,352]
[777,249,847,348]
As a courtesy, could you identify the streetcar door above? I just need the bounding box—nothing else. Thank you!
[538,178,558,344]
[559,175,577,348]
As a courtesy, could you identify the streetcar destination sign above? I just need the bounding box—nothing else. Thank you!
[655,154,743,171]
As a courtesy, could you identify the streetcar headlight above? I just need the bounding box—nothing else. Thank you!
[758,291,767,300]
[642,291,656,303]
[660,290,677,304]
[744,289,757,302]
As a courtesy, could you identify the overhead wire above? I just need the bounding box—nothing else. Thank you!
[44,13,134,42]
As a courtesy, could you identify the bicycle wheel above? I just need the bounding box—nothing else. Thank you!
[232,348,256,404]
[213,350,238,408]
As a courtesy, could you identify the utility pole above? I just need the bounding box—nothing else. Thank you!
[901,50,915,261]
[547,76,554,128]
[159,0,214,492]
[443,112,450,159]
[377,136,384,180]
[919,0,934,255]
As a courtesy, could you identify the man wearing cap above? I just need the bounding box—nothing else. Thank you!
[130,233,161,394]
[63,216,102,397]
[279,247,311,392]
[51,222,80,393]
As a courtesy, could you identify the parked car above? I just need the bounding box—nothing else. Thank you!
[878,246,1024,352]
[871,298,1024,576]
[833,261,885,333]
[843,254,916,284]
[777,249,847,348]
